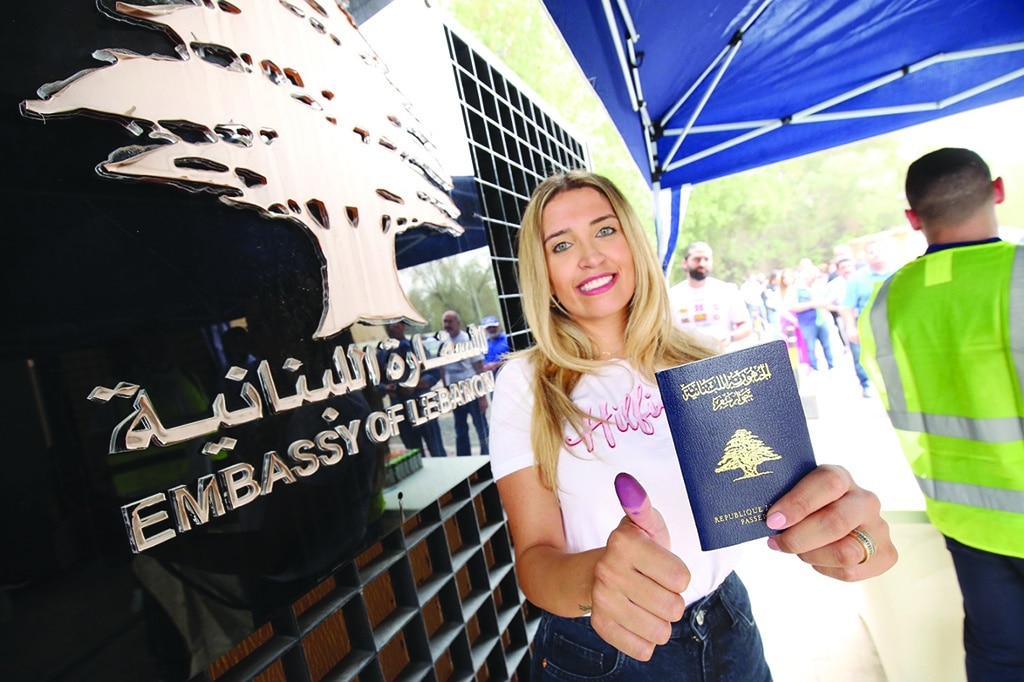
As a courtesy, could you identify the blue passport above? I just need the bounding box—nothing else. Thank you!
[655,340,817,550]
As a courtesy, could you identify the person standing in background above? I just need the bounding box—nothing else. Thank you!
[825,256,856,349]
[762,269,783,333]
[784,258,835,372]
[740,272,769,341]
[481,315,510,374]
[840,238,895,397]
[860,148,1024,681]
[668,241,752,351]
[377,321,447,457]
[441,310,489,457]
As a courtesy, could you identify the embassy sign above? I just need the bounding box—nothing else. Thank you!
[17,0,485,556]
[101,328,495,553]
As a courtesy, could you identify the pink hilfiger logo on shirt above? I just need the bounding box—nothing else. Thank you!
[565,385,665,451]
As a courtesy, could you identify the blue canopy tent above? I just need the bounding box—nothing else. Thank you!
[540,0,1024,270]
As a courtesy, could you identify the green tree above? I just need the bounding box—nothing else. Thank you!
[404,251,500,331]
[677,137,907,283]
[675,171,790,283]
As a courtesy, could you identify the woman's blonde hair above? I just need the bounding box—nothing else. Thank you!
[514,170,717,489]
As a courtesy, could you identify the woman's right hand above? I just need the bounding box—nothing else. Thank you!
[589,474,691,661]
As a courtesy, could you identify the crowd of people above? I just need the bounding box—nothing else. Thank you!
[722,238,903,399]
[377,309,509,459]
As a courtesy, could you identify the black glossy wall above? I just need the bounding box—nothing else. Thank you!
[0,2,587,679]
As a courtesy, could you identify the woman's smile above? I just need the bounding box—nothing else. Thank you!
[578,273,617,294]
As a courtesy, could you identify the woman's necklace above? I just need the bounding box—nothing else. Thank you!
[599,348,624,358]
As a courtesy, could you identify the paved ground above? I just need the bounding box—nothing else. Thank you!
[737,346,925,681]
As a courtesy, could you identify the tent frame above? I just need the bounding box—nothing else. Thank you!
[593,0,1024,271]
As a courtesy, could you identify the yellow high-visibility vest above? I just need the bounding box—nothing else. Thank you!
[860,240,1024,558]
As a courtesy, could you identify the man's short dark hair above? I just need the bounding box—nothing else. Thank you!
[905,147,993,227]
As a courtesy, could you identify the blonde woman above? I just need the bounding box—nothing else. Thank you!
[489,170,896,679]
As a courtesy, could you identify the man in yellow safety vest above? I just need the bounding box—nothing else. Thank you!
[860,148,1024,681]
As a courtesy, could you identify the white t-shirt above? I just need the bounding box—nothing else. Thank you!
[669,277,750,347]
[489,356,743,607]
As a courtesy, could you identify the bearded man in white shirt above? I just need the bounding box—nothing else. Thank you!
[669,241,752,351]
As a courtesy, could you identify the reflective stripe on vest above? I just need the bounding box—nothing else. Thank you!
[1012,244,1024,396]
[869,245,1024,514]
[916,476,1024,514]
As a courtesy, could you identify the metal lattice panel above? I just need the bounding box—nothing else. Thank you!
[446,28,590,352]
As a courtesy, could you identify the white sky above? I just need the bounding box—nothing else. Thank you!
[892,95,1024,170]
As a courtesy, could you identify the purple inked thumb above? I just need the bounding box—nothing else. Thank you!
[614,472,672,550]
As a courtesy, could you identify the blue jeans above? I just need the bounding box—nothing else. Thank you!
[945,536,1024,681]
[419,418,447,457]
[392,392,448,457]
[797,319,834,370]
[530,572,771,681]
[453,398,488,456]
[848,340,870,389]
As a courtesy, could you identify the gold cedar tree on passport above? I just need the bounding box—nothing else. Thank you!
[655,340,817,550]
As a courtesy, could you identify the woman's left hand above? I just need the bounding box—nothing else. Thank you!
[763,464,897,579]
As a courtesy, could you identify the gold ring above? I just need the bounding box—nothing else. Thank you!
[849,528,876,564]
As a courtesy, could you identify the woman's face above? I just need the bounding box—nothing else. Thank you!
[541,187,636,333]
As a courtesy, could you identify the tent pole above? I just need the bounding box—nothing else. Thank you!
[662,41,1024,174]
[598,0,658,182]
[655,182,692,275]
[653,180,665,274]
[662,41,1024,140]
[790,66,1024,121]
[659,0,774,128]
[599,0,639,112]
[666,121,784,173]
[661,44,741,170]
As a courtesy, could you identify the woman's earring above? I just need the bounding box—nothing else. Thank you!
[550,296,569,316]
